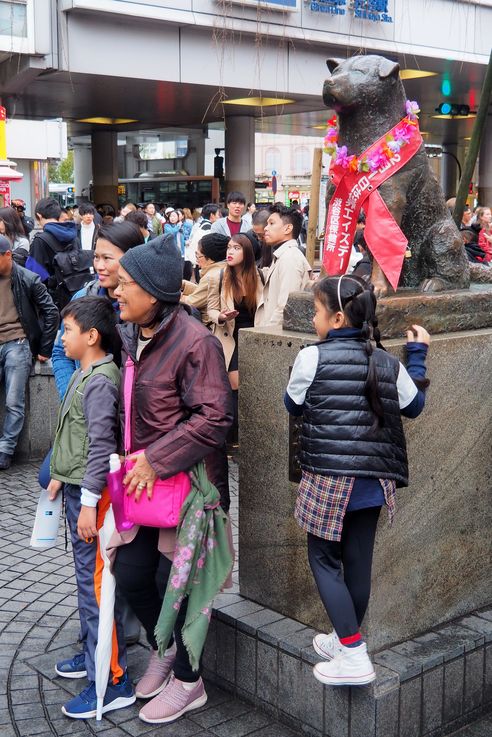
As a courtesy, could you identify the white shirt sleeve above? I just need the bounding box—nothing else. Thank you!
[80,487,101,508]
[397,362,418,409]
[286,345,319,406]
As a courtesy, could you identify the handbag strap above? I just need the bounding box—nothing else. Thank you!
[123,356,135,454]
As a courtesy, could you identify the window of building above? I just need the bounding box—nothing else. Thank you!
[294,146,310,174]
[0,1,27,38]
[265,147,281,174]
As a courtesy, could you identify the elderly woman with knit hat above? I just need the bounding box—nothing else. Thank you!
[111,234,233,725]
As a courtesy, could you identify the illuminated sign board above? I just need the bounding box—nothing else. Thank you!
[305,0,393,22]
[225,0,299,10]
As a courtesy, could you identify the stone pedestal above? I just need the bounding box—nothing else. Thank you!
[238,322,492,651]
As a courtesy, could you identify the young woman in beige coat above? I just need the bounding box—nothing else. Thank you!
[207,233,263,439]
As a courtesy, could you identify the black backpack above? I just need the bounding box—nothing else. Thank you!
[36,231,93,309]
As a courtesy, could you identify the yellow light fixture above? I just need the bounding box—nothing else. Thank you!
[223,97,294,107]
[400,69,437,80]
[432,114,476,120]
[312,124,327,130]
[77,117,138,125]
[420,131,430,136]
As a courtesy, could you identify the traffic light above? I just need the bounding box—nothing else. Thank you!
[435,103,470,116]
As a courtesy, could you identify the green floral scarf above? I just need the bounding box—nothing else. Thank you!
[154,462,233,671]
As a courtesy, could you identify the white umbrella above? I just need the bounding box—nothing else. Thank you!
[94,505,116,720]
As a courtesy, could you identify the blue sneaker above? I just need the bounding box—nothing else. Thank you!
[55,652,87,679]
[62,672,136,719]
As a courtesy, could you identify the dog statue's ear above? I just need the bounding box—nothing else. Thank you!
[326,58,343,74]
[378,58,400,79]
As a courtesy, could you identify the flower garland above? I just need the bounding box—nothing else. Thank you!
[323,100,420,173]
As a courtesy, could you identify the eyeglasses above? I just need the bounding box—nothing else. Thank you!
[117,279,137,290]
[196,252,205,260]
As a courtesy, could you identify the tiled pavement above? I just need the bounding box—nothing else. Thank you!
[0,461,302,737]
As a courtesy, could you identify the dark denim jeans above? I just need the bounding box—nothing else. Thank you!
[0,338,32,455]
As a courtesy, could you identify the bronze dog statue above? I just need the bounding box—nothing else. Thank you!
[323,55,470,296]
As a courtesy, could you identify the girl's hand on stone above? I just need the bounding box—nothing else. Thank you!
[47,479,62,501]
[124,452,158,501]
[406,324,430,346]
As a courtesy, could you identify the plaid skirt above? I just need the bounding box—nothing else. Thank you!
[295,471,396,542]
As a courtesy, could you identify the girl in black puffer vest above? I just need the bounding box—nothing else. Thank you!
[284,275,430,688]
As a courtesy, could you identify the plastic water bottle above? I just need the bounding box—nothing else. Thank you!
[107,453,134,533]
[30,488,62,548]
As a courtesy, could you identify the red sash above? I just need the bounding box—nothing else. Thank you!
[323,119,423,290]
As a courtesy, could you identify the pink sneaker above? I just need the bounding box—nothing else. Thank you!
[135,647,175,699]
[139,674,207,724]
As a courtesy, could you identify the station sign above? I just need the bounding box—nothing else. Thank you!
[226,0,299,10]
[305,0,393,23]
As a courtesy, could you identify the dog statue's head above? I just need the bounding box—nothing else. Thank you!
[323,55,403,114]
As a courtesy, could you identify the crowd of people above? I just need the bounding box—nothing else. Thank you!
[7,185,491,723]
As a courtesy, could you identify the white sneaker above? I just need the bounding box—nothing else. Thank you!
[313,642,376,686]
[313,632,343,661]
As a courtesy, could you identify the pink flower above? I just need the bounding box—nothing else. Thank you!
[387,139,402,154]
[181,545,193,561]
[197,557,205,569]
[394,123,413,145]
[334,146,355,169]
[195,510,203,519]
[405,100,420,120]
[171,575,181,589]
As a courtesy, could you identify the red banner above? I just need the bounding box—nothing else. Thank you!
[323,119,423,291]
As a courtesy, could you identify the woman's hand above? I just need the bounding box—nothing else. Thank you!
[77,506,98,541]
[124,452,158,501]
[218,310,239,323]
[47,479,63,501]
[406,324,430,346]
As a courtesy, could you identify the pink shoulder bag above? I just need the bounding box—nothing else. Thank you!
[122,356,191,528]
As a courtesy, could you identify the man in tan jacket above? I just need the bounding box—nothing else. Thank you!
[255,204,312,328]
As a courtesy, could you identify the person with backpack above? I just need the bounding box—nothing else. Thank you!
[284,275,430,686]
[26,197,92,310]
[0,236,58,469]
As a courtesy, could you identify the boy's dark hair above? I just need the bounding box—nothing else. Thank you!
[226,191,246,206]
[199,232,229,262]
[79,202,96,216]
[252,208,270,227]
[61,296,117,353]
[201,203,220,220]
[269,203,303,240]
[35,197,62,221]
[97,221,144,253]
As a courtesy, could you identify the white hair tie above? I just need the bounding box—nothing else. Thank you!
[337,276,344,312]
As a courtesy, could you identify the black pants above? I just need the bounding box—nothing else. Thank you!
[307,506,381,640]
[113,526,200,682]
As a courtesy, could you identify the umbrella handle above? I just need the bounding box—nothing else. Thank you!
[96,696,103,721]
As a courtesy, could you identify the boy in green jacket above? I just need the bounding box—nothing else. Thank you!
[47,296,135,719]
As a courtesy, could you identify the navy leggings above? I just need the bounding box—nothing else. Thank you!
[307,506,381,640]
[113,526,200,683]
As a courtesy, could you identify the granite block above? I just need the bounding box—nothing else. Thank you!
[237,609,284,637]
[464,648,484,713]
[399,678,422,737]
[258,617,306,646]
[392,639,444,672]
[216,621,236,684]
[217,600,264,622]
[350,684,376,737]
[422,667,443,733]
[278,652,302,721]
[458,615,492,643]
[203,617,217,674]
[373,651,422,682]
[298,660,324,731]
[485,644,492,704]
[413,631,465,663]
[239,326,492,650]
[376,687,399,737]
[257,641,278,708]
[434,625,484,653]
[324,683,350,737]
[278,627,317,659]
[443,658,464,724]
[374,664,400,698]
[235,632,256,696]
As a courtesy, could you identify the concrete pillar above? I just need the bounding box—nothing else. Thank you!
[194,135,206,176]
[91,130,118,209]
[478,116,492,205]
[224,116,255,203]
[73,145,92,203]
[440,142,459,199]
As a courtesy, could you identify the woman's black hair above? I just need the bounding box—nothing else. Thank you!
[97,221,144,253]
[61,296,117,353]
[313,275,386,432]
[0,207,26,238]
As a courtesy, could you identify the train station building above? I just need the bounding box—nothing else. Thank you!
[0,0,490,210]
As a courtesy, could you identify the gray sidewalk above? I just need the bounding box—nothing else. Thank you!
[0,462,302,737]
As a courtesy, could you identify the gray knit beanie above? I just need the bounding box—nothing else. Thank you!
[119,234,183,303]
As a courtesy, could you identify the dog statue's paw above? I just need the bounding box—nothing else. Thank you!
[419,277,449,293]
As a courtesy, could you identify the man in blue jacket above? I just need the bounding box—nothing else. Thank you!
[0,236,58,469]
